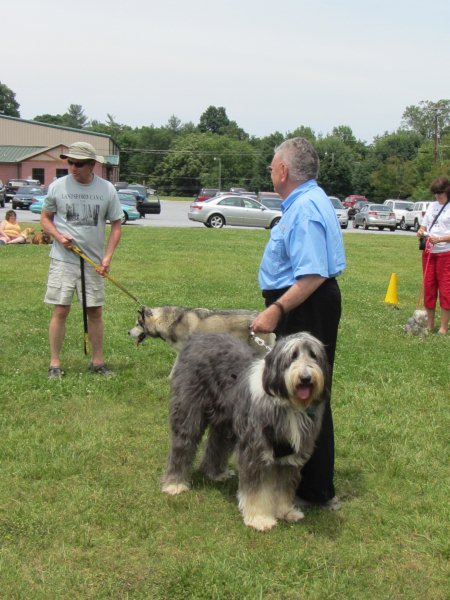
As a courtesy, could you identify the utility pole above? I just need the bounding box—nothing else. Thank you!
[433,103,441,164]
[214,157,222,190]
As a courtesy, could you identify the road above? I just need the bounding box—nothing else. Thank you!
[0,201,417,236]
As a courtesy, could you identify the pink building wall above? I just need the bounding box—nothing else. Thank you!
[0,160,112,187]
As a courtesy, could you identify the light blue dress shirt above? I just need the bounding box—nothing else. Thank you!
[258,180,346,290]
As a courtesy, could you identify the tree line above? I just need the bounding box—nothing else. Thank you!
[1,81,449,200]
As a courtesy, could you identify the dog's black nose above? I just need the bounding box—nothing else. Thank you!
[299,375,311,385]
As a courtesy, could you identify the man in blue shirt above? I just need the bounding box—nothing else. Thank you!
[252,137,346,509]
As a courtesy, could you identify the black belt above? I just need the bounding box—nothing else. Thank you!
[262,278,336,302]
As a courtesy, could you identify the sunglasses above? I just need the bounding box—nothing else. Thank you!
[67,160,91,168]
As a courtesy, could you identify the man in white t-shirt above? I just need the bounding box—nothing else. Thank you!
[41,142,123,379]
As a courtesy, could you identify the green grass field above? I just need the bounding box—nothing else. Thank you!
[0,227,448,599]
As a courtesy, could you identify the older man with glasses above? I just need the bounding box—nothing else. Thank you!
[251,137,346,510]
[41,142,123,380]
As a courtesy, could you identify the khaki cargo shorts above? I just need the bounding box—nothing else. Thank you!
[44,259,105,306]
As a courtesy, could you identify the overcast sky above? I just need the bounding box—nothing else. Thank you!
[3,0,449,143]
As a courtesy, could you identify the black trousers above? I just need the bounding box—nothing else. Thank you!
[263,278,341,503]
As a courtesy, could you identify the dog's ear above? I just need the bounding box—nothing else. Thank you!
[143,307,153,317]
[262,344,289,398]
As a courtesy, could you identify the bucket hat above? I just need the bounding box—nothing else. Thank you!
[60,142,105,163]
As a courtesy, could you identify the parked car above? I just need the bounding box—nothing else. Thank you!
[30,192,140,224]
[257,191,282,210]
[117,193,141,223]
[196,188,221,202]
[383,199,414,229]
[136,192,161,217]
[188,194,281,229]
[342,194,369,209]
[6,179,40,202]
[403,201,432,231]
[117,189,141,203]
[0,180,5,207]
[113,181,130,191]
[11,186,46,210]
[347,199,369,220]
[30,195,48,213]
[126,184,148,201]
[353,204,396,231]
[328,196,348,229]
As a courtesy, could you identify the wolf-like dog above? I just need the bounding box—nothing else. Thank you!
[161,332,329,531]
[128,305,276,355]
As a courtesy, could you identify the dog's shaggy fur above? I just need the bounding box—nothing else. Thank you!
[128,305,275,356]
[404,309,428,336]
[161,332,330,532]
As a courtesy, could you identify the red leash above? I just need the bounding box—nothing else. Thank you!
[416,241,433,310]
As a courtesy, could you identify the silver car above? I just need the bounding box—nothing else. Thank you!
[328,196,348,229]
[188,194,282,229]
[353,204,396,231]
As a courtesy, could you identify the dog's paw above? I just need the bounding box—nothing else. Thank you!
[161,482,190,495]
[244,515,277,532]
[281,507,305,523]
[210,468,235,482]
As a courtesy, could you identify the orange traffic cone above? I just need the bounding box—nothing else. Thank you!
[384,272,399,305]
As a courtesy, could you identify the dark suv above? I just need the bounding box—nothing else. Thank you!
[5,179,40,203]
[0,180,5,207]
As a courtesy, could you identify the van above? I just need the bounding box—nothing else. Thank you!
[404,201,432,231]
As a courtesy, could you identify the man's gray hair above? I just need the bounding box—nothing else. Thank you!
[274,137,320,182]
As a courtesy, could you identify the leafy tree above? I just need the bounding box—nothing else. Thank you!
[251,132,285,192]
[125,126,175,185]
[33,113,66,125]
[154,133,257,196]
[165,115,182,133]
[286,126,316,143]
[372,130,423,162]
[401,100,450,139]
[64,104,89,128]
[315,137,354,197]
[0,81,20,117]
[34,104,88,129]
[369,157,418,200]
[198,106,230,135]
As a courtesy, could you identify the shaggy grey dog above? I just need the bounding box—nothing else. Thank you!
[161,332,330,532]
[404,309,428,336]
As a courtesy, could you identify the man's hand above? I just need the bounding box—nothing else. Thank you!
[251,304,281,333]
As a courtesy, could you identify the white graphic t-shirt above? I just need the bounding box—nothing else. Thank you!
[43,174,123,264]
[422,201,450,254]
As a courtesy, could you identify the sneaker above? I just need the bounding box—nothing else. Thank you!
[89,363,114,377]
[295,495,341,512]
[48,367,64,380]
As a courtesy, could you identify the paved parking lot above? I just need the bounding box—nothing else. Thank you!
[0,201,417,236]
